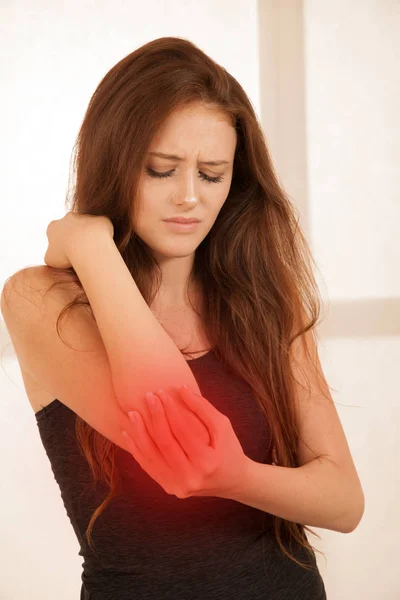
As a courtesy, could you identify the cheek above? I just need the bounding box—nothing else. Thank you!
[135,193,161,222]
[212,190,230,213]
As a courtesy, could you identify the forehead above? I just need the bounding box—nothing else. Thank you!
[149,104,237,157]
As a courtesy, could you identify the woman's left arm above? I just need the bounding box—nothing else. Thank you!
[232,455,364,533]
[231,325,364,534]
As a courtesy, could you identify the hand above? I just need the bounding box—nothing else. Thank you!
[121,386,249,500]
[44,211,114,269]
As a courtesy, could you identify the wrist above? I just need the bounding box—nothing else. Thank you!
[66,225,116,266]
[225,456,257,501]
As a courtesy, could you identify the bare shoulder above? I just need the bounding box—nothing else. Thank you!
[1,265,86,334]
[2,265,80,306]
[1,264,132,452]
[1,265,93,413]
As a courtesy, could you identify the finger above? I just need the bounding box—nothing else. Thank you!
[122,428,174,494]
[179,386,227,447]
[127,411,163,468]
[147,393,191,474]
[156,390,202,462]
[121,425,155,477]
[158,390,214,476]
[126,412,175,488]
[122,429,142,462]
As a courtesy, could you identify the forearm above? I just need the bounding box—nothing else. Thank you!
[232,456,365,533]
[66,231,202,409]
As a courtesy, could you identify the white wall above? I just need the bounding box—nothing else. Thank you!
[1,1,398,599]
[304,2,399,598]
[259,2,399,597]
[0,2,260,599]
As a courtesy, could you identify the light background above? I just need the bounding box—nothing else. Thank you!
[1,1,399,598]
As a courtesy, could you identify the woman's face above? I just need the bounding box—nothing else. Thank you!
[134,103,237,262]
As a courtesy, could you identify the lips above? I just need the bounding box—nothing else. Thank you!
[163,217,200,224]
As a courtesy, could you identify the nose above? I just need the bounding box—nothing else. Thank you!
[173,170,200,206]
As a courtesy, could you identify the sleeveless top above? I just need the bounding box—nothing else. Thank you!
[35,349,327,600]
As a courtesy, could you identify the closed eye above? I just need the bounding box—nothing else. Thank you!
[146,168,224,184]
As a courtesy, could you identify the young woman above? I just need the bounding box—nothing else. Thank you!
[1,37,364,599]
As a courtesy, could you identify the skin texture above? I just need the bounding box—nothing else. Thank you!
[121,103,243,497]
[123,385,250,501]
[134,102,237,309]
[122,104,364,528]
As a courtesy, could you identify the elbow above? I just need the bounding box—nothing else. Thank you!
[341,489,365,533]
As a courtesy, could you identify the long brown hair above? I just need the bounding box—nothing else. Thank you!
[47,37,330,570]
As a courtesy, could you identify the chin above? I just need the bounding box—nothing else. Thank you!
[159,247,198,259]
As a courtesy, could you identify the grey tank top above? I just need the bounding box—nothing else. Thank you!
[35,348,326,599]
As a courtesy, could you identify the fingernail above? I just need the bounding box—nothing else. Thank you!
[146,392,158,409]
[128,410,140,424]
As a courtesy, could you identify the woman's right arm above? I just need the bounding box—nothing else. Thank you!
[1,229,210,449]
[1,266,133,453]
[63,228,209,447]
[64,227,203,412]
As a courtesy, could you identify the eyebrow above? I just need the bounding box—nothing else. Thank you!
[147,151,230,166]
